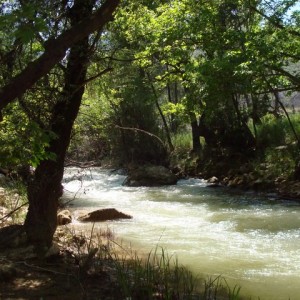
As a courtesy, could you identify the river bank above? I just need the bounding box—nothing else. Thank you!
[168,150,300,201]
[1,164,300,299]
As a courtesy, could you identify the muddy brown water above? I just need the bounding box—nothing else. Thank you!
[62,167,300,300]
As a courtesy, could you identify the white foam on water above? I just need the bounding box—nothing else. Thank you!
[62,168,300,300]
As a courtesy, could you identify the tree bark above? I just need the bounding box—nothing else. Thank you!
[24,0,98,252]
[0,0,119,113]
[147,72,174,152]
[189,112,202,153]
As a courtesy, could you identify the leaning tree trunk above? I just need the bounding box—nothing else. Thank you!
[24,0,95,252]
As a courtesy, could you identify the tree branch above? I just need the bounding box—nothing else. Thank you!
[83,67,113,86]
[0,0,120,114]
[249,4,300,38]
[115,125,166,149]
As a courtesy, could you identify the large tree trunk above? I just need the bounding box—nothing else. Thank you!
[24,0,95,252]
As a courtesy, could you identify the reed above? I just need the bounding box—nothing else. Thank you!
[110,242,242,300]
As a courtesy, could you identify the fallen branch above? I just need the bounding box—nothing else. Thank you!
[115,125,166,149]
[64,159,100,168]
[0,202,28,222]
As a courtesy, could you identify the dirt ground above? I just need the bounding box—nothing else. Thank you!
[0,225,121,300]
[0,248,120,300]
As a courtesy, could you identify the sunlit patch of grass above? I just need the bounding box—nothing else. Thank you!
[255,113,300,148]
[172,131,192,154]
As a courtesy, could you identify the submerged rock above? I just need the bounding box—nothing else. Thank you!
[123,165,177,187]
[78,208,132,222]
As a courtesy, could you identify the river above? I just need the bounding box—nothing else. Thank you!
[62,167,300,300]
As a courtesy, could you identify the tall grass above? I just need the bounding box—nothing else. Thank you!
[110,243,242,300]
[252,113,300,178]
[255,113,300,148]
[172,131,192,154]
[56,227,281,300]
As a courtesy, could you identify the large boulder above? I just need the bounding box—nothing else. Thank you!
[78,208,132,222]
[123,165,177,187]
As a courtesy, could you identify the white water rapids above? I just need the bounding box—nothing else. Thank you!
[62,167,300,300]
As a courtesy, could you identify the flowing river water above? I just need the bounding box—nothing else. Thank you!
[62,167,300,300]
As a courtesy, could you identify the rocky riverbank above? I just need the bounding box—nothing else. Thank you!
[175,159,300,201]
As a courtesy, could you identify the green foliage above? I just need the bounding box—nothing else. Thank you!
[1,0,300,169]
[5,3,47,43]
[256,113,300,147]
[250,113,300,179]
[0,104,56,168]
[68,84,113,162]
[172,131,192,154]
[69,62,168,164]
[161,102,190,124]
[111,68,167,164]
[264,146,296,178]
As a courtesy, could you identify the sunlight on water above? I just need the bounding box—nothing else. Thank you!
[62,168,300,300]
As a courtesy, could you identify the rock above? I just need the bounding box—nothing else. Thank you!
[278,181,300,200]
[221,177,229,185]
[110,168,127,176]
[78,208,132,222]
[57,209,72,225]
[207,176,219,184]
[206,176,221,187]
[227,176,244,187]
[123,165,177,187]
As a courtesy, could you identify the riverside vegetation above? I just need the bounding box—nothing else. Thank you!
[0,155,299,299]
[0,0,300,299]
[171,113,300,199]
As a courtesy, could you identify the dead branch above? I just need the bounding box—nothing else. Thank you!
[0,202,28,222]
[115,125,166,149]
